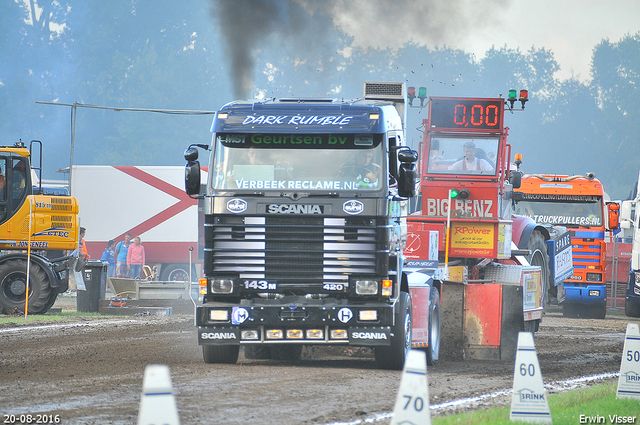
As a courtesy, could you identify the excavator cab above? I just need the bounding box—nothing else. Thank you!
[0,155,31,224]
[0,141,80,314]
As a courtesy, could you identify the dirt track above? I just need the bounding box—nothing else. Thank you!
[0,297,636,425]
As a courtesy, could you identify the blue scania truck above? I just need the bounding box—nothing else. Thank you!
[183,82,442,369]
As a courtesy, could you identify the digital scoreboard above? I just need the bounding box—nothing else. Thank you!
[428,98,505,132]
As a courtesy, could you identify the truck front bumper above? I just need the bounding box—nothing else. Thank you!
[563,283,607,306]
[196,302,395,347]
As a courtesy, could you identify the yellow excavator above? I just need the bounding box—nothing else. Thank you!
[0,140,79,314]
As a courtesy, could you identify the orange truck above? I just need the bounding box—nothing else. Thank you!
[513,173,620,318]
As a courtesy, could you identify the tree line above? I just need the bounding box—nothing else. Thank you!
[1,1,638,198]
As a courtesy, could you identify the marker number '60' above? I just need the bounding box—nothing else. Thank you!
[520,363,535,376]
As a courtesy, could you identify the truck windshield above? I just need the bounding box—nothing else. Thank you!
[514,197,604,227]
[426,136,499,176]
[211,133,385,191]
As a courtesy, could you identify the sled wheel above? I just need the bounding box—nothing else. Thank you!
[527,231,551,309]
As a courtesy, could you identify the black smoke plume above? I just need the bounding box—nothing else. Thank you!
[210,0,333,99]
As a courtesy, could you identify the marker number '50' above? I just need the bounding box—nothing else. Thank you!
[626,350,640,362]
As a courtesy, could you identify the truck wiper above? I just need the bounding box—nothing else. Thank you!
[308,192,339,198]
[232,191,264,197]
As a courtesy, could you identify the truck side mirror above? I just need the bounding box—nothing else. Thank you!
[184,147,199,162]
[185,161,201,196]
[607,202,620,230]
[398,162,417,198]
[509,170,522,189]
[398,149,418,163]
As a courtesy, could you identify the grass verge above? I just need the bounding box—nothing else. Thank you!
[433,382,639,424]
[0,310,104,327]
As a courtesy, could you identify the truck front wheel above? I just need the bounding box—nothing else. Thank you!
[244,345,272,359]
[625,298,640,317]
[0,259,51,314]
[426,286,441,366]
[562,303,578,318]
[270,345,302,361]
[203,345,239,364]
[375,291,412,370]
[589,302,607,319]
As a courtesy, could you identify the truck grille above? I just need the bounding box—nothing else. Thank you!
[570,230,604,273]
[206,215,383,292]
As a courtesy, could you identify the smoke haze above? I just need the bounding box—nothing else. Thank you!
[210,0,507,99]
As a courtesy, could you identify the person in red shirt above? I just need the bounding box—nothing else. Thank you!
[126,236,146,279]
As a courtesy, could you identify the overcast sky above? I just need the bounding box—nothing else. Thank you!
[324,0,640,82]
[485,0,640,81]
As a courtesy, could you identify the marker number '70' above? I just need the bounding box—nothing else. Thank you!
[402,395,425,411]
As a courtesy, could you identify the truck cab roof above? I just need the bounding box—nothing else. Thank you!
[212,98,403,135]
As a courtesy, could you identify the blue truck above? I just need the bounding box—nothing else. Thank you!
[620,177,640,317]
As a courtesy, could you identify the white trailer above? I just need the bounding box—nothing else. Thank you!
[70,165,206,281]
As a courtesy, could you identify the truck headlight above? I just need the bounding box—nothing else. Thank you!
[586,273,602,282]
[355,280,378,295]
[359,310,378,321]
[306,329,324,339]
[210,310,229,321]
[241,330,259,340]
[286,329,304,339]
[266,329,283,339]
[211,278,234,294]
[635,273,640,287]
[330,329,348,339]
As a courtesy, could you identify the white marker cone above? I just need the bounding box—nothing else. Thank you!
[137,364,180,425]
[390,349,431,425]
[510,332,552,424]
[617,323,640,399]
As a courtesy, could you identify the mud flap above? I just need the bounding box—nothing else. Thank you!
[441,281,465,360]
[464,284,503,361]
[441,282,523,361]
[500,285,523,361]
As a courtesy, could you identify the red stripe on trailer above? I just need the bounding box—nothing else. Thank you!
[111,166,196,242]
